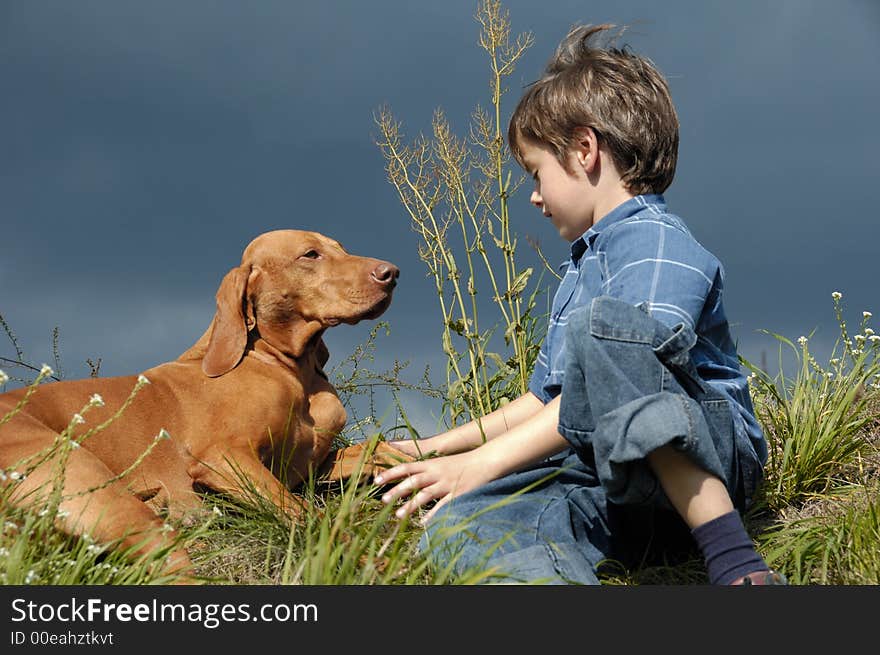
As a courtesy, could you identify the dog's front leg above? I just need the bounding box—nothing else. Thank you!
[187,444,308,519]
[319,441,416,484]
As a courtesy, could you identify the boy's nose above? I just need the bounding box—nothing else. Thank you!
[530,190,543,208]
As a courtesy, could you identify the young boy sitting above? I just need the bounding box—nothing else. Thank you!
[375,23,785,585]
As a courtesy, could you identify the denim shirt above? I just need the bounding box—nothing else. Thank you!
[529,194,767,464]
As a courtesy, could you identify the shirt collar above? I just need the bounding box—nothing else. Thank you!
[569,194,666,261]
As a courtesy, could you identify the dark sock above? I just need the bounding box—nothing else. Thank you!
[691,510,767,585]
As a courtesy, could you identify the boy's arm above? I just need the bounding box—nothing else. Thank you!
[465,395,569,476]
[377,396,569,522]
[390,390,545,457]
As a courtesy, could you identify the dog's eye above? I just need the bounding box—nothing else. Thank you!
[301,250,320,260]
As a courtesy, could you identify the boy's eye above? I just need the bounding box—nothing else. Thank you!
[301,250,320,259]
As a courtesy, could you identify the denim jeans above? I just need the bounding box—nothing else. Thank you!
[422,296,762,584]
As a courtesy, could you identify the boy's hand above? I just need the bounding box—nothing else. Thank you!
[377,396,567,524]
[374,450,497,525]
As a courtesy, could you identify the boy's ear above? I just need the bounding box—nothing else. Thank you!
[572,127,599,173]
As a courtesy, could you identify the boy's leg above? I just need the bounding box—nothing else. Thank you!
[646,445,733,527]
[559,296,776,584]
[646,445,778,585]
[558,296,737,505]
[421,451,613,585]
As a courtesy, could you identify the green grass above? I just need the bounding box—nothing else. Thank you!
[190,468,502,586]
[735,293,880,585]
[758,483,880,585]
[743,297,880,512]
[0,485,197,586]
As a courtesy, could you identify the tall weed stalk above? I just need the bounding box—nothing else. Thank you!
[376,0,552,428]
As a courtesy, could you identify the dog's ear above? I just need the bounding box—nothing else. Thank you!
[202,265,256,377]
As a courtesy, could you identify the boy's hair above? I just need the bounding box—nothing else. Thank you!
[508,24,679,195]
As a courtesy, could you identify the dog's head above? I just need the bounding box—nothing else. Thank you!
[202,230,399,377]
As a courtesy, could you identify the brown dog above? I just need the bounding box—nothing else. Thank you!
[0,229,412,578]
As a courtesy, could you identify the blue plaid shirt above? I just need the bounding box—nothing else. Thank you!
[529,194,766,463]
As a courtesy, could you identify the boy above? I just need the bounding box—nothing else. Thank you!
[374,24,784,585]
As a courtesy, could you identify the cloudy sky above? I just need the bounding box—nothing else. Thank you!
[2,1,878,434]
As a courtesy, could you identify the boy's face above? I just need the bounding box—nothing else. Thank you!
[519,138,595,242]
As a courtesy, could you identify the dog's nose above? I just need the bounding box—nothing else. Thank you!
[371,262,400,287]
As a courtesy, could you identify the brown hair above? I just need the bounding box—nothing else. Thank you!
[508,24,679,195]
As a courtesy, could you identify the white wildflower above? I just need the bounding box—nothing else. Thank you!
[9,471,22,481]
[864,311,873,319]
[855,334,866,344]
[39,364,54,377]
[161,523,174,534]
[24,570,37,584]
[57,509,70,519]
[0,547,9,558]
[0,471,6,483]
[0,370,8,385]
[870,335,880,343]
[89,394,104,408]
[832,291,842,301]
[157,428,171,441]
[137,374,151,385]
[72,413,85,425]
[866,328,875,336]
[86,544,104,554]
[852,349,863,355]
[37,508,49,517]
[830,358,840,365]
[797,336,808,346]
[212,506,223,517]
[69,439,80,450]
[4,522,18,533]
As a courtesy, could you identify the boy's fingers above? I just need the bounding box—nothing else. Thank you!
[381,472,426,504]
[374,463,414,486]
[396,486,441,519]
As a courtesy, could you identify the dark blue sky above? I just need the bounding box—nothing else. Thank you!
[2,1,878,433]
